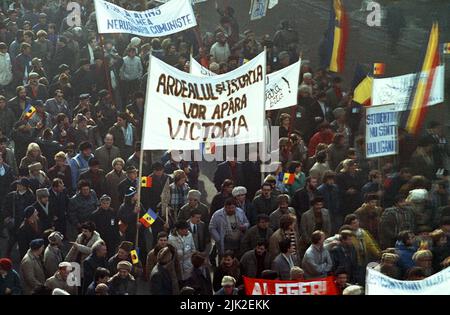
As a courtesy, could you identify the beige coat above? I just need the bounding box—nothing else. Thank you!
[20,250,46,295]
[105,170,127,211]
[268,228,302,265]
[45,271,78,295]
[65,231,103,274]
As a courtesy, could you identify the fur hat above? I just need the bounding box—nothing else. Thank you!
[232,186,247,197]
[221,276,236,287]
[48,231,64,244]
[407,189,428,202]
[36,188,49,199]
[342,285,364,295]
[157,247,172,265]
[117,260,132,272]
[187,190,201,201]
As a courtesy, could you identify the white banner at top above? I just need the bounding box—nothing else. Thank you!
[366,267,450,295]
[143,51,267,150]
[372,65,445,111]
[94,0,197,37]
[190,56,301,111]
[156,0,207,4]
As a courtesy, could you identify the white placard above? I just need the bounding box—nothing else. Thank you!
[250,0,269,21]
[366,267,450,295]
[365,104,399,158]
[94,0,197,37]
[372,65,445,111]
[143,51,267,150]
[190,56,301,111]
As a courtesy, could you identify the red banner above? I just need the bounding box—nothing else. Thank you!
[243,276,339,295]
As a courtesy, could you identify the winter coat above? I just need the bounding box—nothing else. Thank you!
[146,244,181,294]
[0,51,13,86]
[45,271,78,295]
[379,206,416,249]
[94,145,121,173]
[105,170,127,212]
[67,190,99,227]
[240,249,271,278]
[108,273,137,295]
[268,228,302,265]
[301,244,333,279]
[90,207,120,257]
[20,250,46,295]
[272,253,299,280]
[149,264,173,295]
[209,207,249,255]
[395,241,417,274]
[212,258,241,292]
[0,270,22,295]
[43,245,64,278]
[187,266,213,295]
[269,207,296,231]
[82,253,107,294]
[300,208,332,244]
[240,225,273,255]
[65,231,103,272]
[252,194,278,216]
[168,231,196,281]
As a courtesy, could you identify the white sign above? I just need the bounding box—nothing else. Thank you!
[372,65,445,111]
[366,267,450,295]
[268,0,279,9]
[94,0,197,37]
[365,104,398,159]
[142,51,267,150]
[190,56,301,111]
[156,0,207,3]
[250,0,269,21]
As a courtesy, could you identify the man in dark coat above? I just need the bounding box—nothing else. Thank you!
[240,240,271,278]
[292,176,319,225]
[90,195,120,258]
[33,188,53,231]
[149,247,174,295]
[213,160,245,192]
[107,261,137,295]
[240,215,273,255]
[117,166,138,204]
[79,158,107,199]
[186,252,213,295]
[83,241,108,294]
[48,178,70,236]
[330,230,359,283]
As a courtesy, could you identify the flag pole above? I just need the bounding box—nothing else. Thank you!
[288,51,303,136]
[134,48,153,250]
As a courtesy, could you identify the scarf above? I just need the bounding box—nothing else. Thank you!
[123,123,133,146]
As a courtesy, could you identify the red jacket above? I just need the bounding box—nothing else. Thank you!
[308,130,334,156]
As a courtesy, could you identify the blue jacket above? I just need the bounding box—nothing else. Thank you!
[395,241,417,273]
[317,183,340,214]
[69,153,93,188]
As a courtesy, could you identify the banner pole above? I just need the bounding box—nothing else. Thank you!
[288,52,303,136]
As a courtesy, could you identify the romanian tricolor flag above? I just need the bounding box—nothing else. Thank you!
[283,173,295,185]
[352,63,372,106]
[139,209,157,228]
[141,176,152,188]
[402,22,440,135]
[23,104,36,120]
[373,63,385,76]
[200,141,216,155]
[130,249,139,264]
[324,0,349,73]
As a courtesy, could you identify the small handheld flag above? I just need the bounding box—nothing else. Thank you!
[141,176,152,188]
[283,173,295,185]
[24,104,36,120]
[373,63,385,76]
[200,141,216,155]
[139,209,158,228]
[130,249,139,264]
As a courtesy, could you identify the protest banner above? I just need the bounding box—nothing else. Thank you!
[366,267,450,295]
[250,0,269,21]
[94,0,197,37]
[243,276,339,295]
[365,103,399,159]
[142,51,266,150]
[372,65,445,111]
[190,56,301,110]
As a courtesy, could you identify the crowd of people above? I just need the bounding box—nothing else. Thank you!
[0,0,449,296]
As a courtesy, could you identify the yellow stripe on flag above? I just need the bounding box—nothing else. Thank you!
[353,76,373,105]
[406,23,439,133]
